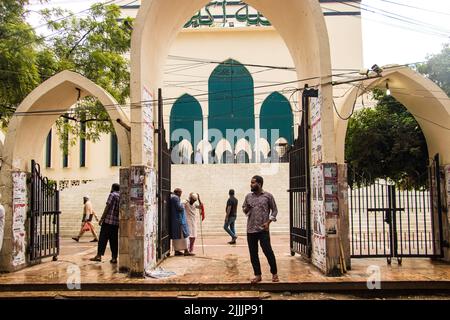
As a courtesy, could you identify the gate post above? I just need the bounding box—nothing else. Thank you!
[127,85,159,277]
[0,171,28,272]
[441,162,450,261]
[337,163,351,270]
[303,84,346,276]
[119,168,131,273]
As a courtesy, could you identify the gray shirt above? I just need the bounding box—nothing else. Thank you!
[242,191,278,233]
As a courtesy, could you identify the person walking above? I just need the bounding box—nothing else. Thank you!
[242,175,279,284]
[90,183,120,263]
[184,193,202,254]
[224,189,238,244]
[170,188,193,256]
[72,196,99,242]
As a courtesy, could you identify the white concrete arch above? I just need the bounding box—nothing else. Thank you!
[0,70,131,272]
[195,139,211,164]
[274,137,289,157]
[334,66,450,164]
[256,91,296,116]
[2,70,131,172]
[196,139,211,154]
[258,137,271,158]
[235,138,253,160]
[215,138,233,164]
[172,139,193,164]
[130,0,334,165]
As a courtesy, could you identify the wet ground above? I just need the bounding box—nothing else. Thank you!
[0,235,449,299]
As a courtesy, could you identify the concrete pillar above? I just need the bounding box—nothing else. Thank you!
[338,164,351,270]
[119,168,131,273]
[127,87,158,277]
[306,84,345,276]
[440,165,450,261]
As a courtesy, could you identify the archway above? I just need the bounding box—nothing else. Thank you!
[209,59,254,149]
[334,66,450,264]
[128,0,337,276]
[0,70,131,272]
[335,66,450,165]
[170,94,203,152]
[130,0,334,165]
[260,92,294,148]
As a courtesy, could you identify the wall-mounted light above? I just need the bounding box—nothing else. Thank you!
[386,81,391,96]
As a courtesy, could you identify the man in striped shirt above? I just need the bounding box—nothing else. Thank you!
[90,183,120,263]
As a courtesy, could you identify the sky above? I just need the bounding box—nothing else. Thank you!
[26,0,450,68]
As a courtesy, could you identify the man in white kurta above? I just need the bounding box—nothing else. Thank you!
[184,193,202,254]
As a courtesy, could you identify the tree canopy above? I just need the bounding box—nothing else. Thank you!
[418,43,450,97]
[345,90,429,190]
[0,1,133,152]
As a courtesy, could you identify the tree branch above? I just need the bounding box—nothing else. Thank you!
[61,114,110,123]
[66,25,97,58]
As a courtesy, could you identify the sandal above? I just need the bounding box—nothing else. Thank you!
[272,274,279,282]
[251,276,262,284]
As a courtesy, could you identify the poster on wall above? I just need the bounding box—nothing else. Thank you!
[446,166,450,226]
[0,203,4,252]
[310,95,323,167]
[144,169,158,271]
[142,87,154,168]
[12,172,27,267]
[311,165,326,271]
[312,234,326,271]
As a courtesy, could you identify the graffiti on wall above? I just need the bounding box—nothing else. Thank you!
[324,163,339,237]
[310,96,323,167]
[311,161,326,271]
[309,95,326,272]
[446,166,450,226]
[0,203,5,252]
[144,169,158,271]
[143,87,154,168]
[130,167,146,230]
[12,172,27,266]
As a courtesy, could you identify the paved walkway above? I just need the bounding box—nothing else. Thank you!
[0,235,449,296]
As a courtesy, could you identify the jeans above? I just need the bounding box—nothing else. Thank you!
[247,231,277,276]
[223,216,237,239]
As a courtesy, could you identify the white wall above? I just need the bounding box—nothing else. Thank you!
[171,163,290,235]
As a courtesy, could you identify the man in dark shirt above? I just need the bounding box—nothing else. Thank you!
[224,189,238,244]
[90,183,120,263]
[243,175,279,283]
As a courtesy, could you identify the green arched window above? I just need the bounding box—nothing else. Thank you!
[170,94,203,151]
[208,59,255,149]
[260,92,293,147]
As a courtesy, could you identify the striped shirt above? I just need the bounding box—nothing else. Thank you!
[103,191,120,226]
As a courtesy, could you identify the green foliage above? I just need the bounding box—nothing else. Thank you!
[345,89,429,190]
[0,1,133,153]
[41,3,133,153]
[417,43,450,97]
[0,0,42,127]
